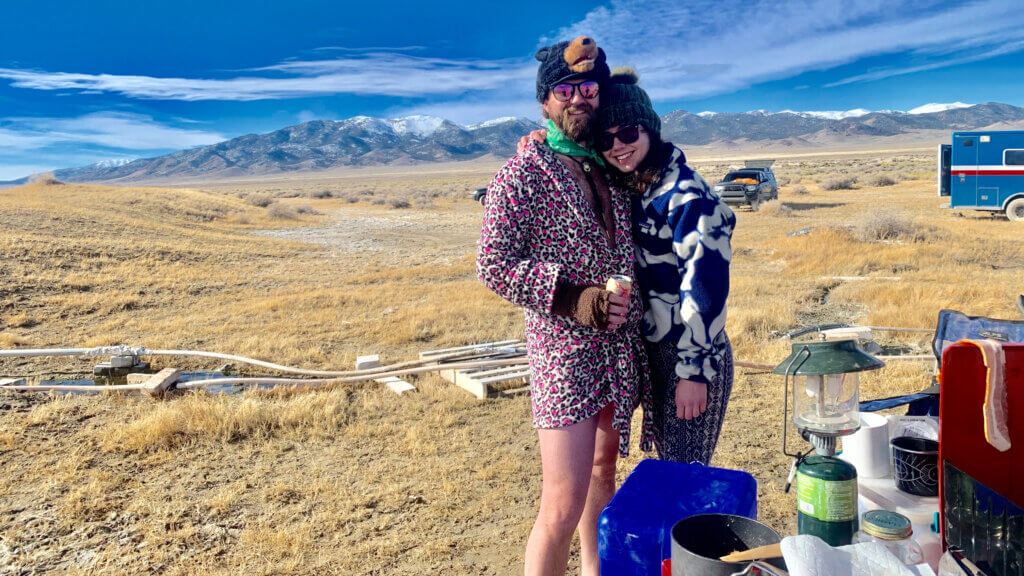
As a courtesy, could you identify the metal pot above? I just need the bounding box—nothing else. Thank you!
[671,513,787,576]
[891,436,939,496]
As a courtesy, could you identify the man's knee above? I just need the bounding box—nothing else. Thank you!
[537,486,588,533]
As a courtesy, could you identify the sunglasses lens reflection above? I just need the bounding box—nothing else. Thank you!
[596,126,640,151]
[552,82,600,102]
[552,84,574,101]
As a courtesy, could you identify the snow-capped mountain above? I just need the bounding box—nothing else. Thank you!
[39,103,1024,183]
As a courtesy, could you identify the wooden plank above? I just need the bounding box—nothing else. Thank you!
[376,376,416,395]
[141,368,180,398]
[355,354,381,370]
[453,371,488,399]
[126,373,152,385]
[418,340,521,360]
[356,355,416,395]
[500,386,531,397]
[0,378,27,387]
[477,370,531,385]
[472,365,532,378]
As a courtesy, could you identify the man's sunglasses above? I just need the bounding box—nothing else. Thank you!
[551,80,600,102]
[594,125,641,152]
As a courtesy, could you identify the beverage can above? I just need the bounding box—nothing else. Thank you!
[606,275,633,297]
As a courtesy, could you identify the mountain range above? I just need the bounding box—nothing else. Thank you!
[7,102,1024,185]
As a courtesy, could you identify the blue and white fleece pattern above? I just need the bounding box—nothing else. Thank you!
[632,145,736,385]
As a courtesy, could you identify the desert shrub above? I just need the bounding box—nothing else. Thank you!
[28,172,64,185]
[387,197,411,209]
[850,211,929,243]
[248,194,275,208]
[295,204,320,215]
[761,202,794,217]
[371,197,386,205]
[790,184,809,195]
[865,174,897,187]
[307,189,333,199]
[413,194,434,209]
[267,203,298,219]
[5,313,37,328]
[820,176,856,191]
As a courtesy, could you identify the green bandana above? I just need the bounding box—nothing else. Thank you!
[544,119,606,167]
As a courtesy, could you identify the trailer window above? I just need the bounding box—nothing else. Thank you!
[1005,149,1024,165]
[962,139,974,147]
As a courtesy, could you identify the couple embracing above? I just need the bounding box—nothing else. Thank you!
[476,36,737,576]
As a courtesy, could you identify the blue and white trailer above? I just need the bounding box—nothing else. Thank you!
[938,131,1024,221]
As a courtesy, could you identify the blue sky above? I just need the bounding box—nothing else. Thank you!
[2,0,1024,179]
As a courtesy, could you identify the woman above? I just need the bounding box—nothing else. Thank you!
[598,69,736,464]
[522,69,737,462]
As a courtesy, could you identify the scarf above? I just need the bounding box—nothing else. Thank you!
[544,119,606,167]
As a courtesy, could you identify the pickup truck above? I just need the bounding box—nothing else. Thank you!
[713,160,778,211]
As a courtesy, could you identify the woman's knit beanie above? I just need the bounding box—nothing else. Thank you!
[596,67,661,138]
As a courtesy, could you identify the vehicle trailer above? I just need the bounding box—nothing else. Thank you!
[938,130,1024,221]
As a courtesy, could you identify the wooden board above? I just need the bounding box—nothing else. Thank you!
[141,368,180,398]
[356,355,416,395]
[438,366,530,399]
[419,340,530,399]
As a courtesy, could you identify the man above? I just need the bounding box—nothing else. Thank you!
[476,36,653,576]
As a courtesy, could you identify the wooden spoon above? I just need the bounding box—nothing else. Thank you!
[719,542,783,563]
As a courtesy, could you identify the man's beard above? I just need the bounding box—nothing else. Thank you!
[551,104,595,143]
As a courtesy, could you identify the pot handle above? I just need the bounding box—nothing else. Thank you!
[729,560,789,576]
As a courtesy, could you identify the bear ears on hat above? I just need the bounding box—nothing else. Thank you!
[535,35,599,68]
[610,66,639,85]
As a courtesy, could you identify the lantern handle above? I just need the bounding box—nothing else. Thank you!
[781,345,811,460]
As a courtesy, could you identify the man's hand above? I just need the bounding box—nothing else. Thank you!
[675,378,707,420]
[606,291,629,330]
[516,129,548,154]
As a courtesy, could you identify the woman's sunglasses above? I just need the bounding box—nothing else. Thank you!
[551,80,600,102]
[595,125,641,152]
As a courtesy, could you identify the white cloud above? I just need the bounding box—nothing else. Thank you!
[0,112,224,150]
[2,1,1021,109]
[553,0,1024,100]
[0,53,535,101]
[826,39,1024,87]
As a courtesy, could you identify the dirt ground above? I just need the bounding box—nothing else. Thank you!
[2,154,1022,575]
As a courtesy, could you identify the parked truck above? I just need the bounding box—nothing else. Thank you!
[938,131,1024,221]
[713,159,778,211]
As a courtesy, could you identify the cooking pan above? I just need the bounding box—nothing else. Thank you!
[671,513,788,576]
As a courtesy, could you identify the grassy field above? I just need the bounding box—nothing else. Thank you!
[1,152,1022,575]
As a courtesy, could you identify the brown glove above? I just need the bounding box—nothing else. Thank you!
[551,282,611,330]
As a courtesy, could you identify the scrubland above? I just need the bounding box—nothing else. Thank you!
[1,151,1023,575]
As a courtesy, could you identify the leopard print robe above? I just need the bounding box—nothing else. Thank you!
[476,140,654,456]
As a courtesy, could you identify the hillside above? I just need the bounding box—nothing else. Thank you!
[23,102,1024,184]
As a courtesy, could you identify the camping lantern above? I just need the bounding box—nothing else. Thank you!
[774,339,884,453]
[774,338,885,547]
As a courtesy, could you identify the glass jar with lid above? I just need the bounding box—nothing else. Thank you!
[853,510,924,565]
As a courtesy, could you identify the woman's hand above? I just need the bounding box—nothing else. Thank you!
[606,292,629,330]
[675,378,707,420]
[516,129,548,154]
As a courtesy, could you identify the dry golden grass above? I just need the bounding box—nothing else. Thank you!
[1,154,1022,574]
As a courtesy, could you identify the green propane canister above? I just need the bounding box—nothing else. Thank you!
[795,454,859,546]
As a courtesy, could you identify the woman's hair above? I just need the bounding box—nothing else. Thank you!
[608,132,672,196]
